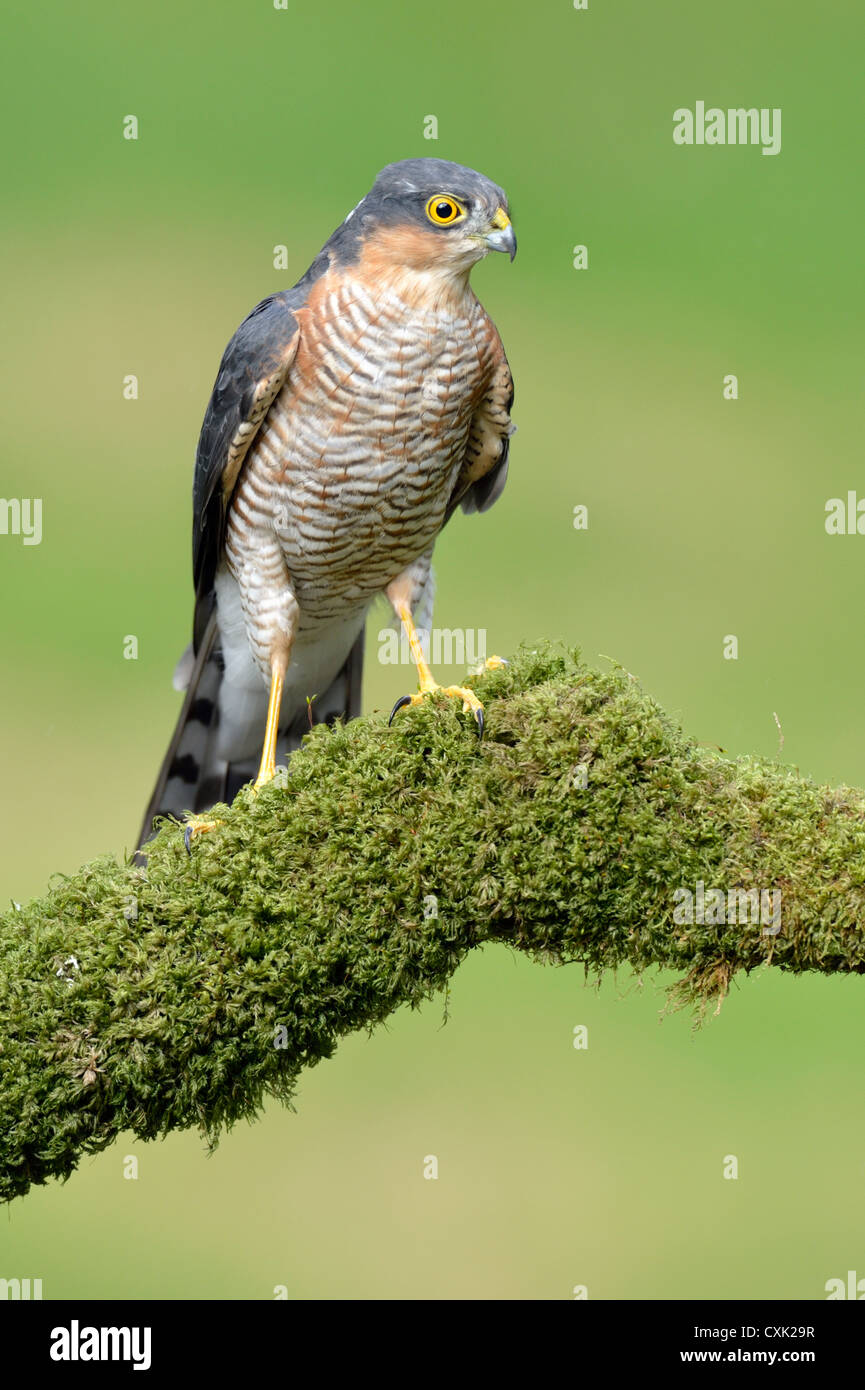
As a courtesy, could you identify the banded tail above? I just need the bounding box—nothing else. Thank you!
[137,618,364,851]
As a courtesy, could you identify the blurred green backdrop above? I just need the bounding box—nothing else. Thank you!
[2,0,864,1299]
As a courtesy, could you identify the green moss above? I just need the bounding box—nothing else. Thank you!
[2,643,864,1202]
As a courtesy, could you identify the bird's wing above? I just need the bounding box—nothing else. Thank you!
[443,333,515,527]
[191,290,302,651]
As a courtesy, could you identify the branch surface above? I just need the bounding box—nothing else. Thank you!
[2,646,864,1202]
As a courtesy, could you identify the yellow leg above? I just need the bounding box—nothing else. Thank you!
[185,653,286,851]
[389,600,490,736]
[254,657,285,790]
[397,601,437,694]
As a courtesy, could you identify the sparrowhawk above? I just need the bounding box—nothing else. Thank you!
[139,157,516,848]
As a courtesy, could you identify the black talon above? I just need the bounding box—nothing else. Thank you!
[475,707,484,739]
[183,825,193,855]
[388,694,413,726]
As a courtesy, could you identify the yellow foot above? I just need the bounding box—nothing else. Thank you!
[389,682,486,737]
[183,815,224,853]
[471,654,508,674]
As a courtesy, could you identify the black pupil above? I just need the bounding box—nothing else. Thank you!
[435,201,454,220]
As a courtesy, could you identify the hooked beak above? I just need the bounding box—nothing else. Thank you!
[484,206,517,261]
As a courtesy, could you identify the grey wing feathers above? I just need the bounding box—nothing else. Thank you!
[443,351,515,527]
[458,436,511,515]
[191,291,301,651]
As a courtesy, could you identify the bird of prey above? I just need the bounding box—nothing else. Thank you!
[138,157,516,849]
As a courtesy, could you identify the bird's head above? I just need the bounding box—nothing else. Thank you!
[328,158,516,293]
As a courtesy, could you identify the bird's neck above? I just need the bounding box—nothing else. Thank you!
[371,261,476,315]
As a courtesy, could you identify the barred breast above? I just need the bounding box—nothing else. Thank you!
[224,269,497,629]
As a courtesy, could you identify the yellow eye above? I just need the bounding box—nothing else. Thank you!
[426,194,465,225]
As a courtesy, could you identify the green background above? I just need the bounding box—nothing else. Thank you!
[1,0,863,1299]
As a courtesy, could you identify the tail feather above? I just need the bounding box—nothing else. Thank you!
[137,622,364,852]
[136,613,223,848]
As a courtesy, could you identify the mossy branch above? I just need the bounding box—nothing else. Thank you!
[3,645,865,1203]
